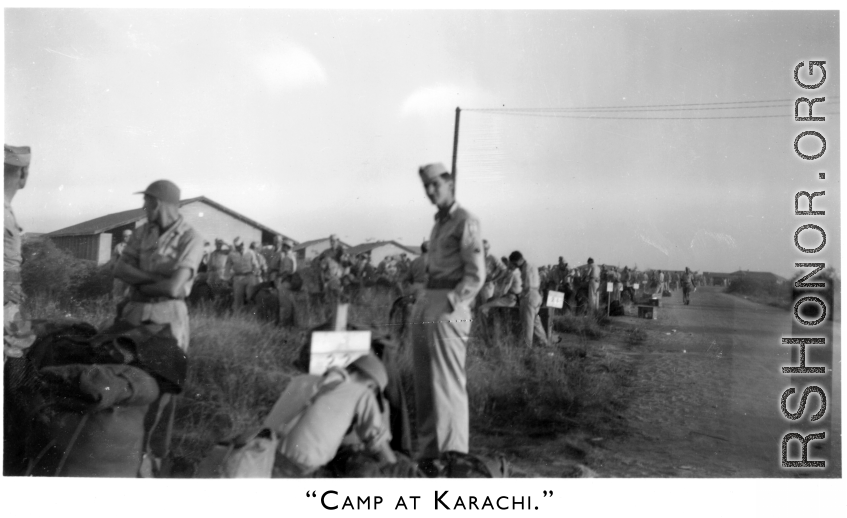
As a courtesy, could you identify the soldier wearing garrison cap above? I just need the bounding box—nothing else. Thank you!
[114,179,204,476]
[4,145,36,362]
[410,162,485,471]
[4,145,38,475]
[225,236,261,312]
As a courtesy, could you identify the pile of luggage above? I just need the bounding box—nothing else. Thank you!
[4,319,186,477]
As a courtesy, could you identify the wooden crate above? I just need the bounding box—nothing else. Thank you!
[638,306,658,319]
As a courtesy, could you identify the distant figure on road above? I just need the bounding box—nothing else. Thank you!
[587,257,601,313]
[681,267,696,305]
[411,162,484,472]
[111,229,133,299]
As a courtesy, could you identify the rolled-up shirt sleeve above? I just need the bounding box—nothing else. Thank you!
[174,229,205,277]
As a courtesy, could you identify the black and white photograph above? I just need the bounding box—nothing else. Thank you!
[2,6,842,514]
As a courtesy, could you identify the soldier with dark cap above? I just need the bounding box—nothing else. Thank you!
[4,145,36,362]
[113,179,204,475]
[411,162,485,472]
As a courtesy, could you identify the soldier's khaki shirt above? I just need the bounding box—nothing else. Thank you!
[484,253,508,285]
[501,268,523,296]
[4,200,22,275]
[120,216,204,298]
[519,260,541,296]
[207,250,229,280]
[406,254,428,284]
[4,200,24,303]
[225,249,260,276]
[269,249,297,275]
[427,202,485,308]
[280,368,391,472]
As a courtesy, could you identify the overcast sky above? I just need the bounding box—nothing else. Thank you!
[4,10,840,276]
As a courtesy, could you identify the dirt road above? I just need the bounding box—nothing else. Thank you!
[592,286,842,477]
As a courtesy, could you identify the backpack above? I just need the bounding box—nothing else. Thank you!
[196,374,336,479]
[609,300,625,316]
[19,321,186,477]
[194,427,279,478]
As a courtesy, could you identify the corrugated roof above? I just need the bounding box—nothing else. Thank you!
[47,196,296,243]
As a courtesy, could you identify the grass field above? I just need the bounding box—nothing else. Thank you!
[22,287,640,475]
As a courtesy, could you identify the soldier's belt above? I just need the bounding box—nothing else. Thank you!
[232,272,255,277]
[426,278,461,290]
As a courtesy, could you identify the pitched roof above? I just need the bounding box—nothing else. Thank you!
[729,270,788,282]
[47,196,296,243]
[293,237,351,251]
[346,240,420,257]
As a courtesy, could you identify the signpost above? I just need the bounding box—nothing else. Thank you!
[606,282,614,316]
[546,290,565,309]
[308,303,371,375]
[309,330,371,375]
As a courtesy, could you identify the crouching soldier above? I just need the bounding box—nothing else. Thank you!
[275,354,397,477]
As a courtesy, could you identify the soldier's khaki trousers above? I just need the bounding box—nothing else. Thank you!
[275,278,295,327]
[232,274,257,312]
[120,299,189,468]
[588,280,600,312]
[520,290,548,347]
[411,289,470,459]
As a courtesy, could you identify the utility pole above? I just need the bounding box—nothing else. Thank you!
[451,107,461,193]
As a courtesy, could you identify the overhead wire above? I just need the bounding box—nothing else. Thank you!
[463,96,839,119]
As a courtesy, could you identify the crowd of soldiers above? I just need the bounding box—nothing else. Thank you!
[4,146,699,478]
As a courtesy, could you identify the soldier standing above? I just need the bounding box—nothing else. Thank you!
[587,257,601,313]
[113,179,204,475]
[250,241,268,283]
[476,239,508,307]
[318,234,346,307]
[206,238,229,289]
[269,236,298,326]
[111,229,133,299]
[4,145,37,476]
[3,145,36,362]
[509,251,549,348]
[411,162,485,472]
[225,237,260,312]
